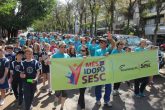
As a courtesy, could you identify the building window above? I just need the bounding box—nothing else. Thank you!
[146,19,155,25]
[160,17,165,24]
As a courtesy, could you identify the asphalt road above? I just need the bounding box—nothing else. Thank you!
[0,70,165,110]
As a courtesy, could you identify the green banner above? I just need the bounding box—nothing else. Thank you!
[50,50,159,90]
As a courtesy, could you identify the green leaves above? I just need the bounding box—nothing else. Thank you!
[0,0,55,31]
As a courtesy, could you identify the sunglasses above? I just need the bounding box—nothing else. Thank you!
[81,50,86,52]
[60,46,66,48]
[100,41,105,44]
[119,44,124,45]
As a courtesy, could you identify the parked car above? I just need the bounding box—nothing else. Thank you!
[103,34,141,50]
[159,50,165,69]
[160,43,165,51]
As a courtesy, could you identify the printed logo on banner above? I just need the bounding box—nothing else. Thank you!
[66,61,84,85]
[66,60,106,85]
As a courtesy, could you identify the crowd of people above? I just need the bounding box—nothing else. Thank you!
[0,32,153,110]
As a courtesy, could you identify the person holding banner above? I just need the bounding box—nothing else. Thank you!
[77,45,89,110]
[94,32,115,107]
[111,41,125,96]
[134,39,149,97]
[51,41,70,110]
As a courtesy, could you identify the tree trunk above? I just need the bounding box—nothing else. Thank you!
[154,2,161,45]
[94,14,97,36]
[90,12,94,37]
[110,0,115,33]
[7,29,11,40]
[79,14,83,34]
[84,12,87,34]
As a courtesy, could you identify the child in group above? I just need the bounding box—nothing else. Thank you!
[13,41,22,53]
[50,40,57,54]
[41,43,52,94]
[0,46,10,106]
[10,51,24,107]
[0,40,6,50]
[5,45,15,94]
[33,43,41,61]
[20,48,40,110]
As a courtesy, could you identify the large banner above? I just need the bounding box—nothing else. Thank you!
[50,50,159,90]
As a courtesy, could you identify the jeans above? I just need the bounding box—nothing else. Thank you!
[134,77,149,94]
[23,82,37,110]
[78,88,86,109]
[95,84,111,103]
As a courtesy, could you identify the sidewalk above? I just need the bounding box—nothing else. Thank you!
[0,76,165,110]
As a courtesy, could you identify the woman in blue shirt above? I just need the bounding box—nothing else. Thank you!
[134,40,148,97]
[52,41,70,110]
[77,45,89,110]
[111,41,125,96]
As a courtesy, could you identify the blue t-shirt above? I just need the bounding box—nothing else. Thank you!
[74,40,81,51]
[95,48,109,56]
[19,38,26,47]
[89,44,99,56]
[33,52,41,61]
[64,39,71,45]
[22,59,40,80]
[0,58,10,78]
[111,49,125,54]
[52,52,70,58]
[5,54,15,62]
[135,47,146,52]
[13,47,22,53]
[11,61,24,79]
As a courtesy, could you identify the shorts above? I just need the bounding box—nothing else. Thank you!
[55,90,67,98]
[42,64,50,74]
[0,78,9,89]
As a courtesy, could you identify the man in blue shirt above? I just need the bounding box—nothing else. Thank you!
[94,32,115,107]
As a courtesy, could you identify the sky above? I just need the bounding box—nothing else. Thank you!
[58,0,67,4]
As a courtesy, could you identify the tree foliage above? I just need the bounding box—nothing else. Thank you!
[0,0,55,38]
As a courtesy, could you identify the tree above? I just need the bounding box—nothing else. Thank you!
[65,0,74,33]
[88,0,97,37]
[0,0,54,39]
[102,0,117,33]
[118,0,137,34]
[153,0,165,45]
[75,0,86,34]
[94,1,101,35]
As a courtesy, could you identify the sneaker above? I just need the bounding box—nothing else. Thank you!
[30,105,33,110]
[134,93,141,98]
[0,99,4,106]
[113,90,119,96]
[139,93,146,97]
[48,89,52,95]
[104,101,112,107]
[9,89,13,95]
[54,97,59,107]
[96,101,101,106]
